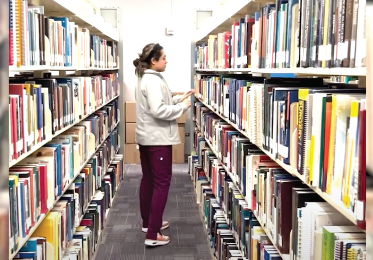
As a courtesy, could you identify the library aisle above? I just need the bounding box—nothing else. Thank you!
[95,164,213,260]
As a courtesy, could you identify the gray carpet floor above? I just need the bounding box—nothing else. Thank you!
[94,164,213,260]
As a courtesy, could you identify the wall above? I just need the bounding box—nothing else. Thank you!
[103,0,194,101]
[101,0,196,158]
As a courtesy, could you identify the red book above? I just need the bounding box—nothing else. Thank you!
[357,106,366,230]
[10,96,18,159]
[245,16,255,67]
[222,31,232,69]
[322,97,333,191]
[9,84,25,154]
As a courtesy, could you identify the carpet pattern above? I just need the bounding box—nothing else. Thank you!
[94,164,213,260]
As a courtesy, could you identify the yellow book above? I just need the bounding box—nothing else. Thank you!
[326,95,337,194]
[251,227,265,260]
[331,95,357,200]
[342,100,359,207]
[32,211,61,260]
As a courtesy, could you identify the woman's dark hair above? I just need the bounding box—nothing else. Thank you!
[133,43,163,77]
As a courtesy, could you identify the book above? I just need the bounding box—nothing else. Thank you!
[192,75,367,258]
[9,101,121,256]
[194,0,366,70]
[8,0,119,69]
[8,72,119,164]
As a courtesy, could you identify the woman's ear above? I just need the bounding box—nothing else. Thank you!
[151,57,156,66]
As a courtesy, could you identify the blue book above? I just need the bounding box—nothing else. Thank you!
[18,181,26,238]
[54,135,74,179]
[44,144,62,195]
[15,252,36,260]
[20,238,38,253]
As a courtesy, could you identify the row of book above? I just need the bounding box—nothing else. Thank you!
[191,122,366,259]
[9,1,119,69]
[11,152,124,260]
[9,107,120,255]
[189,152,282,260]
[194,74,366,229]
[195,0,366,70]
[9,72,119,163]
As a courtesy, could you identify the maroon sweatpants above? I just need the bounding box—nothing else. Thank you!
[139,145,173,240]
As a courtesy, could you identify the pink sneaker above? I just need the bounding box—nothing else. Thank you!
[142,221,169,233]
[145,233,170,246]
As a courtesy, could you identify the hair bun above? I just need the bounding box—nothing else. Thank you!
[139,53,146,62]
[133,58,140,67]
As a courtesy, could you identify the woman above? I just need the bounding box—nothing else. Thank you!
[133,43,194,246]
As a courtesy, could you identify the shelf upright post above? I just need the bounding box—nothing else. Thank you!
[0,0,9,257]
[366,1,373,259]
[100,6,123,156]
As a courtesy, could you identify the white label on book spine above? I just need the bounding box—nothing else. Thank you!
[318,45,325,61]
[361,39,367,62]
[301,47,306,62]
[338,42,347,60]
[312,46,316,61]
[10,237,14,249]
[278,144,289,159]
[17,140,22,153]
[326,44,332,60]
[356,200,364,220]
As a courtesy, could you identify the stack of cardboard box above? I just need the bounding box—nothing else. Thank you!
[123,93,187,164]
[124,101,140,164]
[173,110,186,164]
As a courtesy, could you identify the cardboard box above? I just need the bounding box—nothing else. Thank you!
[125,123,136,143]
[124,144,140,164]
[178,124,185,143]
[177,112,187,123]
[172,143,185,164]
[125,101,136,123]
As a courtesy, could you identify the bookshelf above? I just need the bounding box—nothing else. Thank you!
[202,136,290,260]
[1,0,10,257]
[191,0,367,259]
[7,1,124,260]
[195,0,254,43]
[26,0,119,42]
[195,95,358,225]
[196,67,367,77]
[9,95,119,168]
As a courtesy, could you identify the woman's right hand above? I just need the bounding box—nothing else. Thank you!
[181,89,195,101]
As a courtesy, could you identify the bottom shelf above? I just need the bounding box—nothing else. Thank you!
[190,156,286,260]
[10,150,124,260]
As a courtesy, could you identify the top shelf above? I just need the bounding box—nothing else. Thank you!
[195,0,254,43]
[28,0,119,42]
